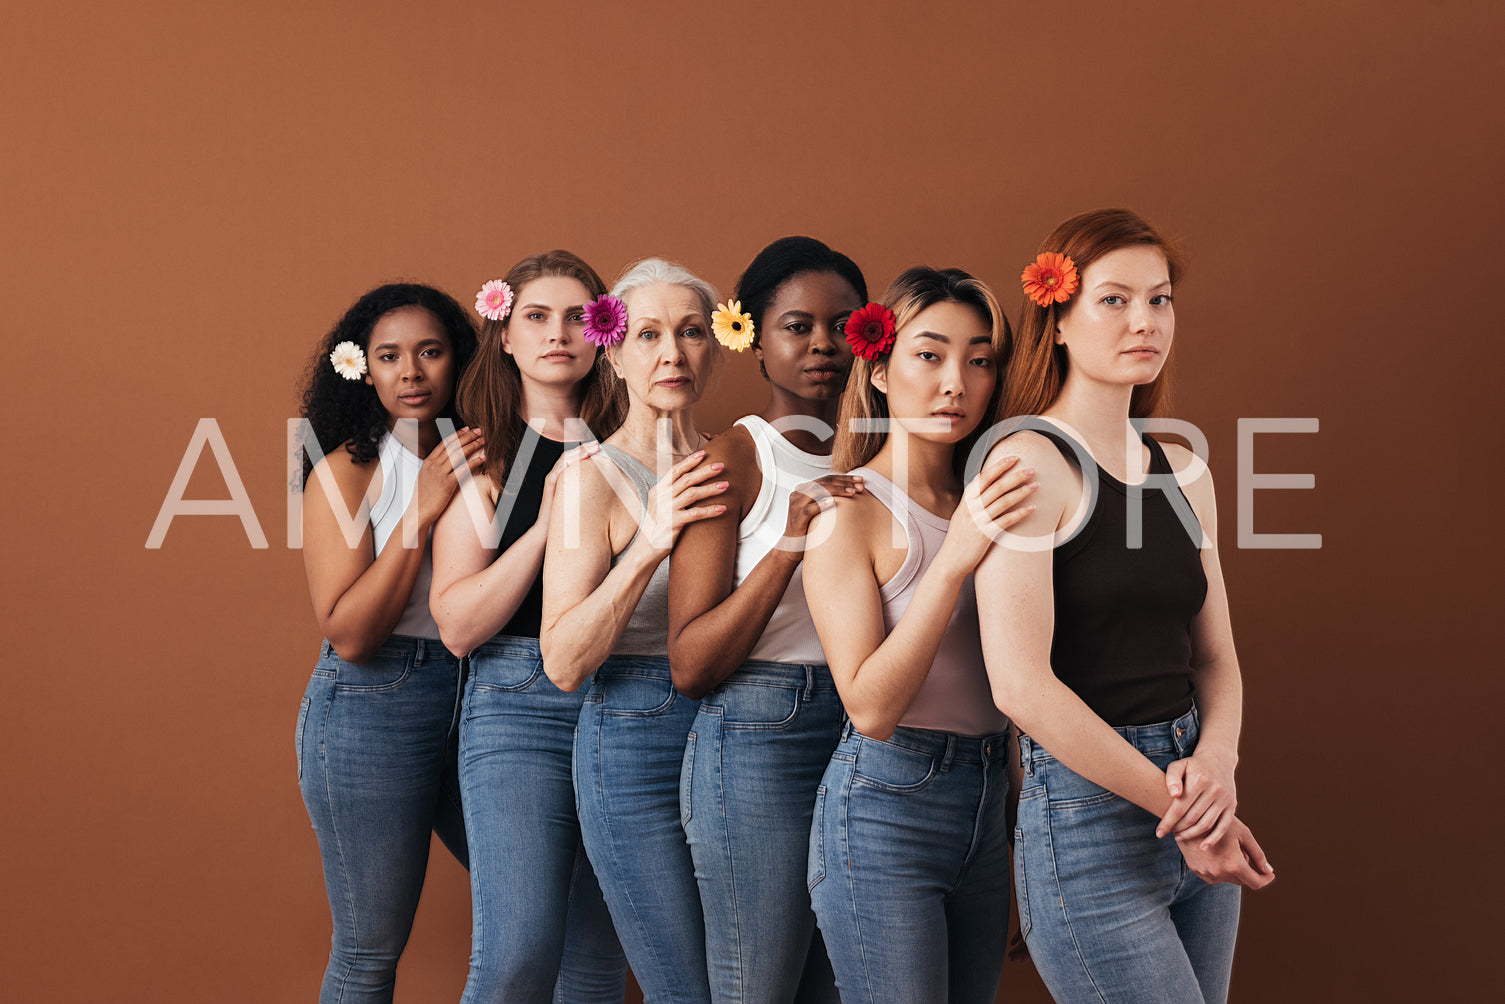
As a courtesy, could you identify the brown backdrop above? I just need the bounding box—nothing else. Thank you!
[5,1,1501,1000]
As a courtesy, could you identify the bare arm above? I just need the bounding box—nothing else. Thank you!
[1155,445,1244,846]
[303,429,484,663]
[978,433,1273,888]
[430,444,597,657]
[540,451,726,691]
[668,428,865,699]
[805,452,1035,740]
[978,433,1184,816]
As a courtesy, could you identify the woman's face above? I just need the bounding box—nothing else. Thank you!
[502,275,599,389]
[1055,245,1175,388]
[872,299,997,445]
[364,305,456,425]
[611,282,717,413]
[755,270,861,401]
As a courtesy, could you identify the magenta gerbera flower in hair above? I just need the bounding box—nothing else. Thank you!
[582,294,629,348]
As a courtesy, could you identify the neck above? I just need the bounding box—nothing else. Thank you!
[1047,372,1143,480]
[613,404,702,463]
[869,427,960,506]
[761,385,841,456]
[519,375,585,441]
[388,417,440,456]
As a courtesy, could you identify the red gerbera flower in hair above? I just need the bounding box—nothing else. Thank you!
[845,302,897,360]
[1021,252,1080,307]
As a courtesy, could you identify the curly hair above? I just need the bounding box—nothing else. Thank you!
[297,283,478,485]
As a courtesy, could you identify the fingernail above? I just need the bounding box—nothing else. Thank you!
[711,463,724,471]
[716,482,728,490]
[693,450,706,458]
[714,505,726,513]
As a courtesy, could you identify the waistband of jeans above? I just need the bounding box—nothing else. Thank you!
[844,720,1010,765]
[471,635,542,661]
[321,634,456,666]
[1018,702,1200,772]
[721,660,834,692]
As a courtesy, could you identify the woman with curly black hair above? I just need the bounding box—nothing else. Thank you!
[294,282,484,1003]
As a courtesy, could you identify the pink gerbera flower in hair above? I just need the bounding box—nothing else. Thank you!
[475,279,514,321]
[582,294,629,348]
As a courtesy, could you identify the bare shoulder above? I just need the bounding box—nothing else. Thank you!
[990,429,1075,478]
[703,424,756,469]
[310,444,381,508]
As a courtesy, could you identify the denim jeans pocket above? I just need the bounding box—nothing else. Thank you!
[1014,785,1045,937]
[472,653,544,693]
[807,784,827,891]
[852,737,937,793]
[601,673,677,717]
[294,697,311,781]
[331,650,413,692]
[680,731,696,828]
[715,680,801,730]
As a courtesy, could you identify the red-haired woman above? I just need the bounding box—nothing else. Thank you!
[978,209,1274,1003]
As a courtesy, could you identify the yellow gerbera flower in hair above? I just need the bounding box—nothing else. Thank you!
[712,300,755,351]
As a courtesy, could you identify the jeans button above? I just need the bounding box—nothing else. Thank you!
[985,742,993,756]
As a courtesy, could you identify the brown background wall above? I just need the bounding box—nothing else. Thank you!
[4,1,1501,1000]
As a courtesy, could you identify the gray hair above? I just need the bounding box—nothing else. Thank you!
[610,258,719,327]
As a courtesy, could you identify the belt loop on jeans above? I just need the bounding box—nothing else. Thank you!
[803,663,816,702]
[939,734,956,771]
[840,717,853,742]
[413,638,427,666]
[1018,733,1034,776]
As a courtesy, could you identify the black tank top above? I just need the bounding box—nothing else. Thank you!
[493,431,567,640]
[1037,428,1207,726]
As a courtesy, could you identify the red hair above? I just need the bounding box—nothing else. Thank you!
[1002,209,1184,420]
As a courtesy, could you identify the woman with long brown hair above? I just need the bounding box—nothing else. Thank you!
[978,209,1274,1003]
[429,250,626,1003]
[802,266,1037,1002]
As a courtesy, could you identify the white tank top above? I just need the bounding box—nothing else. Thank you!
[854,467,1007,736]
[367,431,441,640]
[734,415,830,664]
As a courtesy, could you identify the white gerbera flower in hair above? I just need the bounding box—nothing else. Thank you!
[329,341,367,380]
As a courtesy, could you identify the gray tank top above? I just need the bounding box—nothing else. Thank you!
[599,444,672,655]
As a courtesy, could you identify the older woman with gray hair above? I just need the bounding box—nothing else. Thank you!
[541,257,726,1003]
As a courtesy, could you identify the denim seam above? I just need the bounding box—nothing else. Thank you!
[837,769,878,1004]
[584,713,674,999]
[1041,783,1110,1003]
[714,725,746,995]
[317,692,359,1001]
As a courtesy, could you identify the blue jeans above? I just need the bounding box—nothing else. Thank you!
[1015,704,1241,1003]
[682,661,843,1004]
[458,636,626,1004]
[808,723,1011,1004]
[575,655,708,1003]
[297,636,468,1004]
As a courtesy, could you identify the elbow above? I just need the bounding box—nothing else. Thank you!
[438,628,471,660]
[539,632,586,693]
[328,638,376,666]
[672,666,713,701]
[667,644,715,700]
[990,676,1034,725]
[847,707,898,743]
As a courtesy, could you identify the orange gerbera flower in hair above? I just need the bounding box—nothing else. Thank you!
[1021,252,1079,307]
